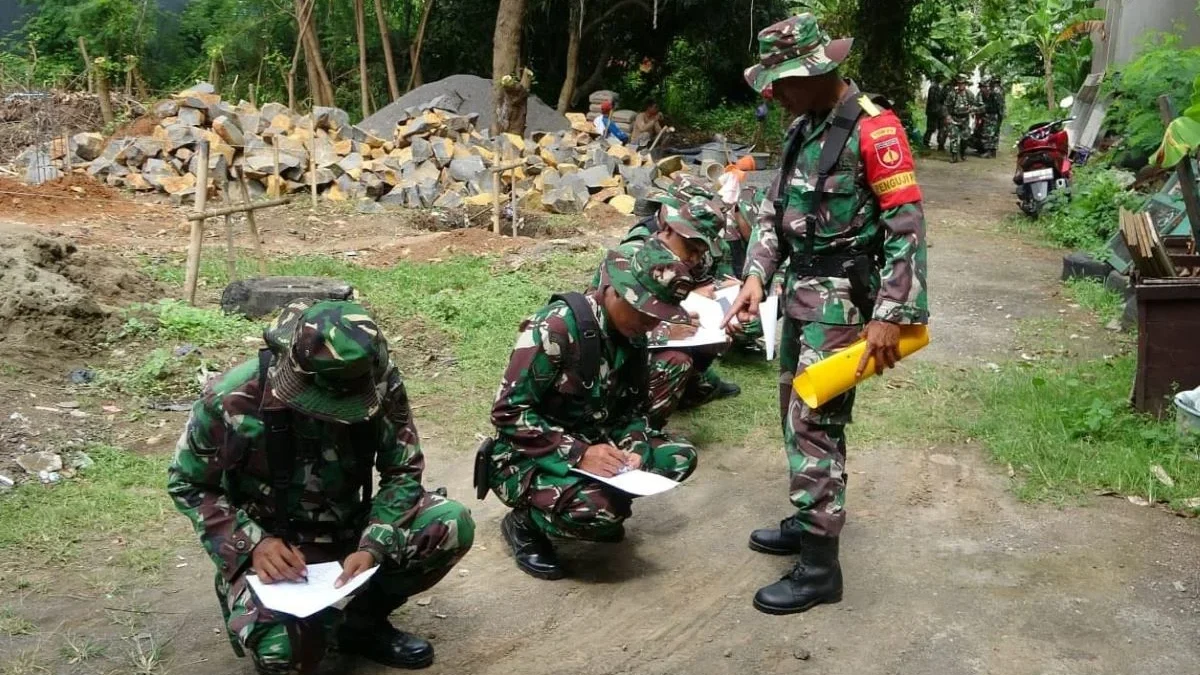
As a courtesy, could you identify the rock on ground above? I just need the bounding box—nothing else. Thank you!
[359,74,569,137]
[220,277,355,318]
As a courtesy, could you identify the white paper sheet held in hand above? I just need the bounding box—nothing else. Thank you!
[572,468,680,496]
[655,288,740,349]
[247,562,379,619]
[760,294,779,361]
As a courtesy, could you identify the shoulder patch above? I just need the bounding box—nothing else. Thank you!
[859,111,922,210]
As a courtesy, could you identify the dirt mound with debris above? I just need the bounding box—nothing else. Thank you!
[0,229,162,362]
[0,90,145,159]
[360,74,570,136]
[0,174,143,223]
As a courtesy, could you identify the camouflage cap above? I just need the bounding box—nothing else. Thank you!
[954,73,969,83]
[744,14,853,93]
[266,300,390,424]
[604,238,693,324]
[660,195,726,256]
[670,173,718,201]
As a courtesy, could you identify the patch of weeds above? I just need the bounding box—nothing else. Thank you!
[98,347,217,400]
[1063,278,1126,325]
[116,544,171,579]
[116,299,258,348]
[0,643,49,675]
[962,355,1200,506]
[0,606,36,636]
[0,445,171,566]
[125,633,170,675]
[60,633,106,664]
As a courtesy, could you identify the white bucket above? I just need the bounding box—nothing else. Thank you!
[1175,387,1200,435]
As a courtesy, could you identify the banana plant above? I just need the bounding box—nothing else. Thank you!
[968,0,1104,110]
[1153,75,1200,169]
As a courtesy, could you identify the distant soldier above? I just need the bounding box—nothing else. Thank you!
[980,76,1005,158]
[169,300,474,673]
[729,13,928,615]
[943,74,974,163]
[923,80,946,151]
[486,243,700,580]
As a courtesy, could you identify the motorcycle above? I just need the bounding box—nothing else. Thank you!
[1013,116,1074,216]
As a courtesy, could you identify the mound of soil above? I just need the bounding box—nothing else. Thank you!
[0,174,143,223]
[0,229,162,362]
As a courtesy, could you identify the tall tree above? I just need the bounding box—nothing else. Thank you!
[492,0,528,134]
[556,0,583,114]
[354,0,371,116]
[853,0,921,114]
[293,0,335,107]
[407,0,435,91]
[372,0,401,101]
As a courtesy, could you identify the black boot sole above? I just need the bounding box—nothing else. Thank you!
[354,652,435,670]
[747,538,802,556]
[752,591,842,615]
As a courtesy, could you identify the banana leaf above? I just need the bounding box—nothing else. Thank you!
[1152,116,1200,169]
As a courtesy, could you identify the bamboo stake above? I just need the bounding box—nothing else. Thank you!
[510,166,518,238]
[271,135,281,198]
[185,197,294,222]
[184,140,210,305]
[222,175,238,281]
[235,166,268,276]
[492,169,501,235]
[309,115,318,209]
[62,128,71,172]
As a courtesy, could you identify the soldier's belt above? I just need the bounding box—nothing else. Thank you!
[789,253,871,278]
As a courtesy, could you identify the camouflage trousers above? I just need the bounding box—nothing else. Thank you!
[945,116,971,158]
[648,350,722,427]
[491,435,698,541]
[218,492,474,674]
[980,114,1002,152]
[778,319,861,538]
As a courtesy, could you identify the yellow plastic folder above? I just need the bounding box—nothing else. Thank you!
[792,325,930,409]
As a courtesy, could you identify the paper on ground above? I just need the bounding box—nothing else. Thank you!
[761,294,779,361]
[247,561,380,619]
[572,468,680,496]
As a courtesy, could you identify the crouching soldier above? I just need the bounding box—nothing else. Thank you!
[168,300,474,673]
[484,242,700,579]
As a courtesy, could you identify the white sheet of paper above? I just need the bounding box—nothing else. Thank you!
[655,287,742,349]
[660,327,729,348]
[572,468,680,496]
[761,295,779,361]
[246,561,380,619]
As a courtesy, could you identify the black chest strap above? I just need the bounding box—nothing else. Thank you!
[550,292,602,388]
[257,348,295,544]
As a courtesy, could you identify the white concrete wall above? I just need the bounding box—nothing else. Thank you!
[1093,0,1200,71]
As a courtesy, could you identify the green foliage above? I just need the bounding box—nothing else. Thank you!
[1104,32,1200,161]
[966,355,1200,506]
[0,445,171,563]
[660,38,717,125]
[685,102,789,153]
[118,299,257,347]
[1037,166,1145,252]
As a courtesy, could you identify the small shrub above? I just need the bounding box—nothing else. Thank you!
[1102,32,1200,161]
[1038,165,1145,252]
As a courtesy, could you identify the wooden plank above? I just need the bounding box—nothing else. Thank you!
[184,197,294,222]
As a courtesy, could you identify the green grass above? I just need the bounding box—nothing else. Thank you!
[117,299,259,347]
[1063,278,1126,325]
[0,607,36,636]
[0,445,172,565]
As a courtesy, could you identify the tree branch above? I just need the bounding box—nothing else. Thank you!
[584,0,651,34]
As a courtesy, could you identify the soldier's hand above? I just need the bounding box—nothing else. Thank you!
[668,313,700,340]
[579,444,627,477]
[693,283,717,299]
[251,537,307,584]
[335,551,377,589]
[623,451,643,471]
[856,320,902,378]
[722,276,764,329]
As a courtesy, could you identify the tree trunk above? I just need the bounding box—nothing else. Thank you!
[77,37,94,94]
[491,0,528,133]
[556,0,583,114]
[572,42,611,108]
[495,68,531,136]
[354,0,371,116]
[372,0,400,101]
[1044,51,1056,111]
[406,0,435,92]
[294,0,335,107]
[853,0,920,116]
[94,62,114,127]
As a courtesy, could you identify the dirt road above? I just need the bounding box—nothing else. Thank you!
[9,154,1200,675]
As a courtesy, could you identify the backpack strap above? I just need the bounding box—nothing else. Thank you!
[549,292,601,388]
[257,348,295,545]
[803,95,864,267]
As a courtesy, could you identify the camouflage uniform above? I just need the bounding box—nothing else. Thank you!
[168,301,474,674]
[922,82,946,151]
[490,243,699,542]
[944,81,974,161]
[745,85,929,538]
[980,81,1005,156]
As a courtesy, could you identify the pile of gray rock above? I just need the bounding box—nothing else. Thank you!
[13,83,676,215]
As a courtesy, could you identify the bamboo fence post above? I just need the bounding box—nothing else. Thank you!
[183,140,210,305]
[236,166,269,276]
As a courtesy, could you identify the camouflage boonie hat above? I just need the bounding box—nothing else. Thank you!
[660,196,726,256]
[744,13,853,93]
[266,300,390,424]
[604,238,692,324]
[731,187,765,237]
[670,173,718,201]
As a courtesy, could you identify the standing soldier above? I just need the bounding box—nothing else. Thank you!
[980,76,1005,159]
[485,242,700,580]
[168,300,475,673]
[726,13,929,615]
[944,74,974,163]
[922,79,945,151]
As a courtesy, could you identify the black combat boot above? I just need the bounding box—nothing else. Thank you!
[713,380,742,401]
[339,607,435,669]
[680,379,741,411]
[502,509,565,580]
[752,533,842,615]
[748,516,805,555]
